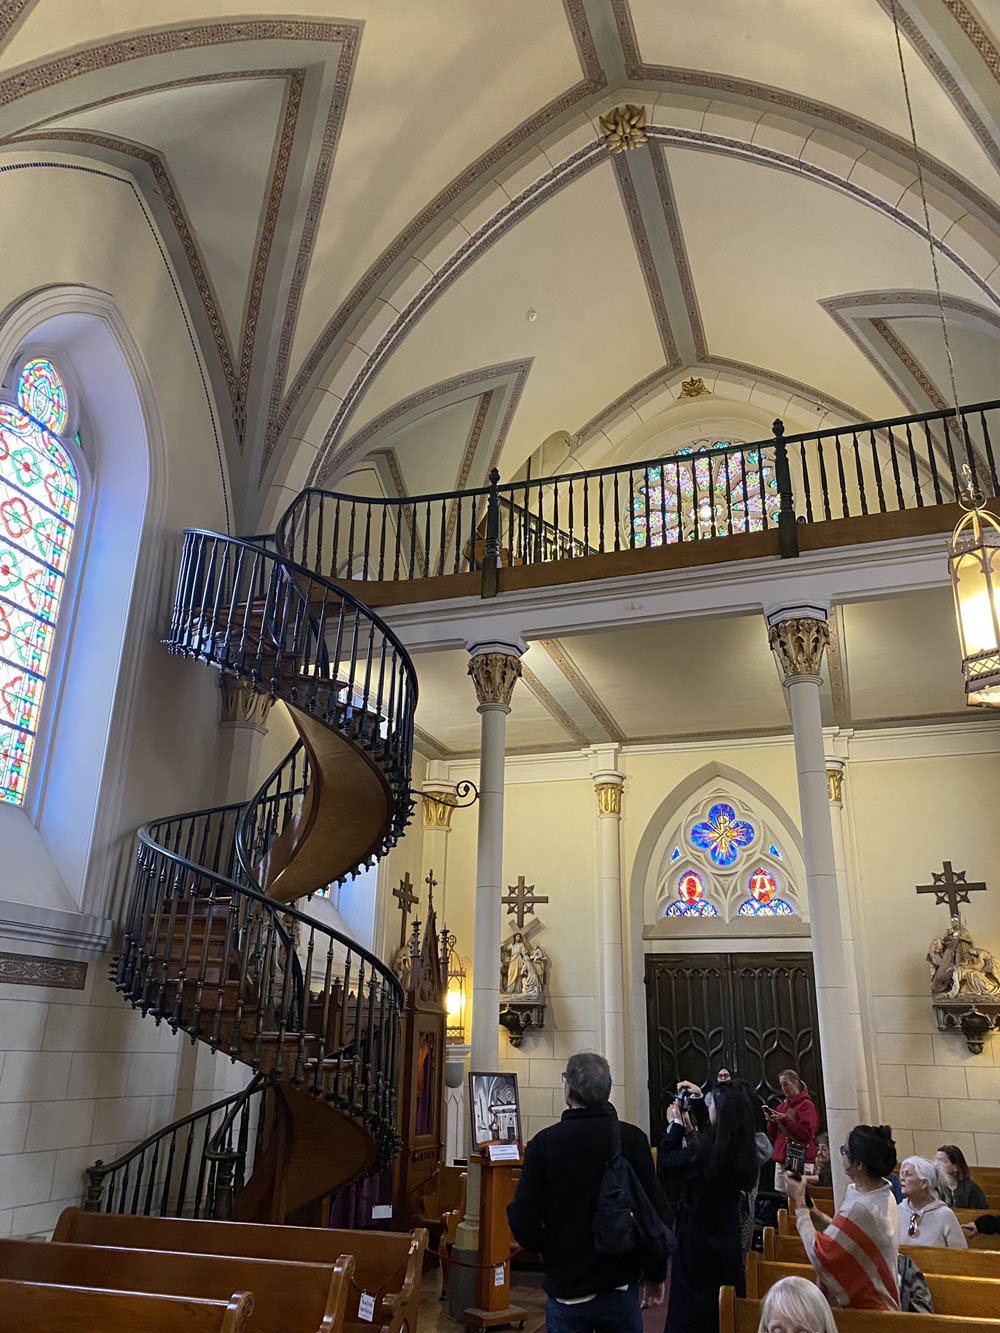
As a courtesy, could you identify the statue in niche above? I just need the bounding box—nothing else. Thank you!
[502,932,546,996]
[928,916,1000,1000]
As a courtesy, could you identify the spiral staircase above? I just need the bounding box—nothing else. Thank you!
[104,527,417,1223]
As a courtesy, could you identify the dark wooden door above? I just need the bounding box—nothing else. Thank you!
[644,952,824,1140]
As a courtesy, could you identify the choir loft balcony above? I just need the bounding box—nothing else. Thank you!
[269,399,999,608]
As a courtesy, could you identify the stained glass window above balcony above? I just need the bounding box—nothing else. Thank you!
[632,439,780,547]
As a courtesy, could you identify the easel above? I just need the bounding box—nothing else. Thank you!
[462,1151,527,1329]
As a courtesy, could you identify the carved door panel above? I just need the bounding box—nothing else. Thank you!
[644,952,824,1140]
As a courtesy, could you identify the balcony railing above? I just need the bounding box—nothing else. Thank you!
[272,398,1000,598]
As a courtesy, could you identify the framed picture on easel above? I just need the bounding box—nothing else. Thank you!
[468,1071,521,1155]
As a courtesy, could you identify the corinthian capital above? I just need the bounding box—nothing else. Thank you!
[595,779,623,816]
[468,650,522,710]
[767,616,829,679]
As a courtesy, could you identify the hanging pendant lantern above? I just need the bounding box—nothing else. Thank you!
[950,467,1000,707]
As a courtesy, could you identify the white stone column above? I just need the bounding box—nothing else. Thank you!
[826,759,873,1123]
[449,642,521,1317]
[213,677,273,806]
[592,760,625,1100]
[466,642,522,1069]
[766,606,858,1197]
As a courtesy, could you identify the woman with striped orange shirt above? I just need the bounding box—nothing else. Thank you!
[784,1125,899,1311]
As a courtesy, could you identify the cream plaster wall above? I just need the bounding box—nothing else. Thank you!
[0,943,183,1239]
[0,157,231,1232]
[847,750,1000,1166]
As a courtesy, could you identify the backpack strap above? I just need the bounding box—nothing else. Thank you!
[608,1104,622,1159]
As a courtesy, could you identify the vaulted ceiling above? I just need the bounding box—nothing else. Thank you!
[2,0,999,530]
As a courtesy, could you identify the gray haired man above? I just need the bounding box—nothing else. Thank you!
[507,1052,670,1332]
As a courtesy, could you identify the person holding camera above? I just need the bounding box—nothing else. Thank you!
[657,1079,759,1332]
[764,1069,818,1192]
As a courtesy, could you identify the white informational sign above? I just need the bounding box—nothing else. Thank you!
[358,1292,376,1322]
[488,1142,520,1162]
[494,1264,505,1287]
[371,1204,393,1219]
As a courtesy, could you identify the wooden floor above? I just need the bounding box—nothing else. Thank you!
[417,1267,547,1330]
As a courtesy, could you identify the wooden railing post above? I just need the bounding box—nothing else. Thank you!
[83,1164,105,1212]
[480,468,500,599]
[772,418,799,559]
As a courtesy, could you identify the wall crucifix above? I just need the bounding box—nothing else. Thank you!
[393,871,419,949]
[502,875,548,930]
[915,860,987,920]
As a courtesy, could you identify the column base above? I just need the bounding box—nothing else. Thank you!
[448,1244,478,1321]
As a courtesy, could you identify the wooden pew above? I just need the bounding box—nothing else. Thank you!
[0,1238,352,1333]
[54,1209,427,1333]
[746,1252,1000,1317]
[763,1227,1000,1277]
[776,1206,1000,1249]
[720,1286,1000,1331]
[0,1276,253,1333]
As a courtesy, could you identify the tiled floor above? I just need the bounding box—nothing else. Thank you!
[417,1266,546,1331]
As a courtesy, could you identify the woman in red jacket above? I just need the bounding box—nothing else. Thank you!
[765,1069,818,1192]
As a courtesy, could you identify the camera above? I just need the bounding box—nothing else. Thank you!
[677,1090,692,1113]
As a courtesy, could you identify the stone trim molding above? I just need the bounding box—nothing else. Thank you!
[520,662,591,747]
[0,950,87,988]
[0,898,112,952]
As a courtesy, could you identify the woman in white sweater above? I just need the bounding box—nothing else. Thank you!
[898,1156,967,1248]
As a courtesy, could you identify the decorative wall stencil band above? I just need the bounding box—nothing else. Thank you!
[0,951,87,989]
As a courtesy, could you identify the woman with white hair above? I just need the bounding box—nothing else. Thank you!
[757,1276,836,1333]
[898,1156,967,1247]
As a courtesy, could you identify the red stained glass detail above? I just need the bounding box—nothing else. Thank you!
[749,867,777,903]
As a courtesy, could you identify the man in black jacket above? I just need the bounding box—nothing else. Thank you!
[507,1051,670,1332]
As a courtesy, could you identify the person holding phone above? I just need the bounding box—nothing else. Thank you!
[765,1070,818,1192]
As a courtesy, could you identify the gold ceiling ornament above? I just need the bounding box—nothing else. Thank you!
[422,789,459,828]
[468,651,522,709]
[679,376,710,398]
[219,675,272,728]
[826,768,844,804]
[595,779,623,815]
[768,617,830,679]
[599,103,647,154]
[949,466,1000,708]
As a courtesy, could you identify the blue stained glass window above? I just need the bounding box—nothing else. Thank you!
[689,802,755,867]
[0,360,79,804]
[768,842,782,860]
[669,845,681,863]
[664,868,719,918]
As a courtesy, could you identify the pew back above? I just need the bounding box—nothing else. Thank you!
[720,1287,1000,1331]
[0,1276,253,1333]
[746,1253,1000,1317]
[0,1238,350,1333]
[776,1206,1000,1248]
[763,1227,1000,1276]
[53,1209,426,1333]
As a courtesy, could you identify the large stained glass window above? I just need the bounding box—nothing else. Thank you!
[737,866,793,917]
[0,359,79,804]
[664,868,719,917]
[632,440,780,547]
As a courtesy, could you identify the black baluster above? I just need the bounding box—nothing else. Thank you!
[923,420,943,504]
[481,468,501,598]
[904,422,923,507]
[613,472,621,551]
[422,502,431,578]
[851,429,868,515]
[869,429,887,512]
[887,427,905,510]
[798,441,814,523]
[362,503,372,578]
[377,502,387,579]
[598,475,605,552]
[815,435,832,521]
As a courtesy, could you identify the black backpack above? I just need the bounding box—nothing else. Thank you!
[593,1111,675,1264]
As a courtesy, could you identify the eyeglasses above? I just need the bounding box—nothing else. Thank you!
[560,1073,568,1083]
[908,1211,922,1238]
[839,1145,848,1158]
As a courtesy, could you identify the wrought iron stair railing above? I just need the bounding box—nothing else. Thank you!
[108,530,417,1217]
[84,1074,268,1218]
[275,397,1000,595]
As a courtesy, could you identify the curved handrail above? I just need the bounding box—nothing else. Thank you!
[84,1073,268,1218]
